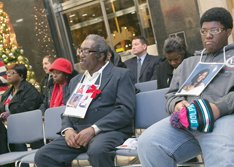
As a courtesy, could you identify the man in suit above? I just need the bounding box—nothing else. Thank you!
[125,36,161,83]
[35,34,135,167]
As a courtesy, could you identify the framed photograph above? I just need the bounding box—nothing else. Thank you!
[64,83,96,118]
[176,62,224,96]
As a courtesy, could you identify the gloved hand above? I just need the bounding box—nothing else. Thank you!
[170,99,214,133]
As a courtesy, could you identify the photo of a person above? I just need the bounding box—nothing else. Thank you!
[180,68,210,94]
[176,62,224,96]
[67,94,82,108]
[76,85,85,94]
[78,95,89,108]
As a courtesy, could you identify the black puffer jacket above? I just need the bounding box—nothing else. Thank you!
[0,80,42,114]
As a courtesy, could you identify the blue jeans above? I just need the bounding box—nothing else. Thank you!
[138,115,234,167]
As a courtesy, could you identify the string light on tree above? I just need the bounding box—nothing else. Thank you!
[0,2,40,89]
[33,1,55,56]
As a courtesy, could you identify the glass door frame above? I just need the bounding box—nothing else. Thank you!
[45,0,156,64]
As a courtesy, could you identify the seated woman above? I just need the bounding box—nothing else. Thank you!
[40,58,75,112]
[0,64,42,166]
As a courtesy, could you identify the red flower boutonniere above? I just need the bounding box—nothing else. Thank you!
[86,85,101,99]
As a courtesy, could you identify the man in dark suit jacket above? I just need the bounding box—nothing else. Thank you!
[35,34,135,167]
[125,36,161,83]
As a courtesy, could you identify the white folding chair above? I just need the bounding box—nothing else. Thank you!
[0,109,44,167]
[18,106,65,167]
[135,80,157,92]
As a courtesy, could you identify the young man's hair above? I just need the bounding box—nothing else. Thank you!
[133,36,148,45]
[163,36,186,56]
[200,7,233,29]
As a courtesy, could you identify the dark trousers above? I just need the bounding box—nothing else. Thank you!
[0,121,8,154]
[35,131,129,167]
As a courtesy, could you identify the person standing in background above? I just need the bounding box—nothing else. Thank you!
[125,36,161,83]
[40,55,56,107]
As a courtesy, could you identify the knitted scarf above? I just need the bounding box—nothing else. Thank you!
[49,83,65,108]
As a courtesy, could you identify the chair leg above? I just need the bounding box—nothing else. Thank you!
[15,160,20,167]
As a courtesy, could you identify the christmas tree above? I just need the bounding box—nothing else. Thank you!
[0,2,40,89]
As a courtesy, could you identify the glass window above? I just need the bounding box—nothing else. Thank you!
[104,0,155,52]
[104,0,134,14]
[2,0,55,82]
[138,0,147,4]
[138,4,155,44]
[62,0,155,56]
[64,2,102,27]
[71,21,107,48]
[108,13,140,52]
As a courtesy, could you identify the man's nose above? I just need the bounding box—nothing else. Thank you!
[205,31,213,38]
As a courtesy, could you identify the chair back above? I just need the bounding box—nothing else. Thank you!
[135,87,169,129]
[44,106,65,140]
[135,80,157,92]
[7,109,44,144]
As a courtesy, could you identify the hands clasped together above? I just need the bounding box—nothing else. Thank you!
[170,99,215,133]
[0,111,10,121]
[64,127,95,148]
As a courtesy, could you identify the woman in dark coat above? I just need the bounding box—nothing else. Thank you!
[0,64,42,166]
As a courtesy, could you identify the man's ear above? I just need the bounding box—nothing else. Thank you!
[226,28,232,36]
[98,53,107,62]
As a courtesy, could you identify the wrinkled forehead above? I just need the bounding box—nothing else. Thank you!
[81,39,96,49]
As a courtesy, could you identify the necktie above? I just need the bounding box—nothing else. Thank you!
[137,58,141,83]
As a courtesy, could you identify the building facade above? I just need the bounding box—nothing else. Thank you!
[2,0,234,80]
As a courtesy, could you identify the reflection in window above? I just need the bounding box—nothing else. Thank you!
[71,21,107,49]
[138,0,147,4]
[65,2,102,27]
[108,13,140,52]
[105,0,134,14]
[105,0,155,52]
[64,0,155,55]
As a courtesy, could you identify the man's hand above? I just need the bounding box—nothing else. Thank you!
[0,111,10,121]
[210,103,220,120]
[174,100,190,112]
[64,129,80,148]
[170,99,215,133]
[75,127,95,147]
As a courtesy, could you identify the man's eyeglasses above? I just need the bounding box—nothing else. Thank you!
[200,27,225,36]
[77,48,98,55]
[6,71,18,75]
